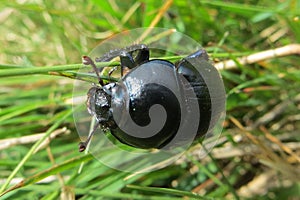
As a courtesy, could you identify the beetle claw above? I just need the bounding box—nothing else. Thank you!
[78,142,87,152]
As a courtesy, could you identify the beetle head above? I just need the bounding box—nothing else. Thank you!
[87,86,112,122]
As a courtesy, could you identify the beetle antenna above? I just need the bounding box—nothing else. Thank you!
[78,121,100,152]
[82,55,104,86]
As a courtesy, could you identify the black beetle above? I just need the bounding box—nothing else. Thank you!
[79,44,225,152]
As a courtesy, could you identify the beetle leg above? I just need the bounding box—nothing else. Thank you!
[96,44,149,63]
[78,121,100,152]
[120,45,149,75]
[108,66,118,81]
[175,49,209,72]
[119,52,135,76]
[185,49,209,61]
[95,44,149,76]
[131,44,149,66]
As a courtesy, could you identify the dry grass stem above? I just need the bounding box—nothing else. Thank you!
[215,44,300,70]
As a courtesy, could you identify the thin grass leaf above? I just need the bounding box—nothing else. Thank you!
[0,62,118,78]
[0,108,74,195]
[200,1,285,15]
[78,189,185,200]
[127,185,216,200]
[0,153,93,197]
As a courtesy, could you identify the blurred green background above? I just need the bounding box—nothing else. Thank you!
[0,0,299,199]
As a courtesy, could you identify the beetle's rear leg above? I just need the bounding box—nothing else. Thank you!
[175,49,209,71]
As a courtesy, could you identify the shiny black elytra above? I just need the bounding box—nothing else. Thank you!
[79,44,216,152]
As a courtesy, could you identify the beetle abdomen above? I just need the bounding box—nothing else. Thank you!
[189,82,212,137]
[109,60,185,149]
[176,50,226,139]
[111,83,181,148]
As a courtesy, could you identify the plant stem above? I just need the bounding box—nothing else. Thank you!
[0,61,119,78]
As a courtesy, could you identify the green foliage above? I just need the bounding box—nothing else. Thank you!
[0,0,299,199]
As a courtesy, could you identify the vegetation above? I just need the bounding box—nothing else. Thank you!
[0,0,299,199]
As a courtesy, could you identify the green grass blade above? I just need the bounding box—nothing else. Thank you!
[127,185,216,200]
[0,109,74,195]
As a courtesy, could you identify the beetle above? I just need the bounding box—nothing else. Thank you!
[79,44,225,152]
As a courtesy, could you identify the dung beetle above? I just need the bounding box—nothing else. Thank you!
[79,44,225,152]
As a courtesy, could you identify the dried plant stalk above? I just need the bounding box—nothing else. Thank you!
[215,44,300,70]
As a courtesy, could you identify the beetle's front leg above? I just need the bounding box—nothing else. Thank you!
[132,44,149,66]
[119,52,135,76]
